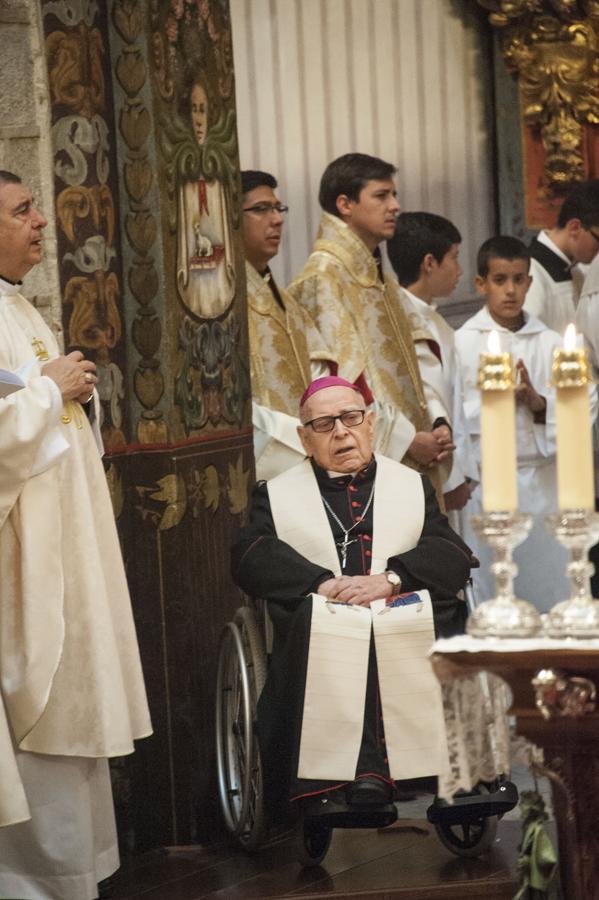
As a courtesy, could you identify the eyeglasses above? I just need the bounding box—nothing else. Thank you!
[303,409,366,433]
[242,202,289,216]
[587,228,599,244]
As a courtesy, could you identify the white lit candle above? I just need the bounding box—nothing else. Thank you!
[478,330,518,512]
[553,324,594,510]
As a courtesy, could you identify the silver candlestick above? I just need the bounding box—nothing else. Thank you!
[467,511,542,638]
[545,510,599,638]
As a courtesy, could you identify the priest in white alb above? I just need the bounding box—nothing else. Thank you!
[0,170,151,900]
[231,376,474,820]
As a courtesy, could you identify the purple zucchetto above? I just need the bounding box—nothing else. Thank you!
[299,376,362,409]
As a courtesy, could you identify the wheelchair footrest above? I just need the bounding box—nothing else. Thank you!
[305,803,398,830]
[426,781,518,826]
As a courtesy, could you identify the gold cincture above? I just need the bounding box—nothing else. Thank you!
[478,1,599,188]
[61,401,84,429]
[31,338,49,361]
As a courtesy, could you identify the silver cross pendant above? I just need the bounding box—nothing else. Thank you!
[338,536,357,569]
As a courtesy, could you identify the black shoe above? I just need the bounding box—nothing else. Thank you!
[347,777,393,807]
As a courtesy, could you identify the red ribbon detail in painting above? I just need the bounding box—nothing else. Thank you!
[198,179,209,215]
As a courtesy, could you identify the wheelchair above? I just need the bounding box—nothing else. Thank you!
[215,600,518,867]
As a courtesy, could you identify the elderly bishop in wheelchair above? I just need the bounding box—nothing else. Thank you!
[231,375,517,862]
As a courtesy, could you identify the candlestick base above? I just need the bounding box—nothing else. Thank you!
[545,510,599,639]
[466,511,542,638]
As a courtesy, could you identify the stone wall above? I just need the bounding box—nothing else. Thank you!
[0,0,62,338]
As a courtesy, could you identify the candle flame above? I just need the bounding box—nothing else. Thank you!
[564,323,577,351]
[487,330,501,354]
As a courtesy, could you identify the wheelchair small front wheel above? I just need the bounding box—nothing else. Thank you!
[295,818,332,867]
[434,811,497,857]
[432,783,498,858]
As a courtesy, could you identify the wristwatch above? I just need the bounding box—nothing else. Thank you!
[385,570,402,596]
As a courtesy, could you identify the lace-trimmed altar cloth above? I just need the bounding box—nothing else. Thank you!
[437,670,512,801]
[433,635,599,799]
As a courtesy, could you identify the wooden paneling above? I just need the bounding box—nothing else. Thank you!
[109,432,254,850]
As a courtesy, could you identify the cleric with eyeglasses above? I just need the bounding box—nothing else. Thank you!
[231,375,476,819]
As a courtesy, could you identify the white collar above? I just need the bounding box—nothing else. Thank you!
[402,287,435,314]
[464,305,547,337]
[0,277,23,297]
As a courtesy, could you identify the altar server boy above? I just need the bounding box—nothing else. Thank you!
[387,212,477,515]
[455,236,589,612]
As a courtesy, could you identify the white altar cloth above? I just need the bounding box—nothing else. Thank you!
[431,635,599,799]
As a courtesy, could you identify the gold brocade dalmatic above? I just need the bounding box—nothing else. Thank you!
[288,212,431,447]
[246,261,332,415]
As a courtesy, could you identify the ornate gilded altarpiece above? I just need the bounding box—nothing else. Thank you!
[478,0,599,232]
[41,0,252,851]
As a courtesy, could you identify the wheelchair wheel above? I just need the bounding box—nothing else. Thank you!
[234,606,267,698]
[295,817,333,867]
[215,607,267,850]
[234,606,267,849]
[433,784,498,858]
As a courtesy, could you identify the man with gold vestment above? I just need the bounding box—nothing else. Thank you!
[242,170,335,479]
[0,171,151,900]
[288,153,454,482]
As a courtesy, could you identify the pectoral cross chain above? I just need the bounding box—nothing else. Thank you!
[321,479,376,571]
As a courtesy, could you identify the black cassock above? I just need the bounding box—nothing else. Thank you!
[231,458,474,820]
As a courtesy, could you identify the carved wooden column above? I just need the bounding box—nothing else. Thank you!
[478,0,599,233]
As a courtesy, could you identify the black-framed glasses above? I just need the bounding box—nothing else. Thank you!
[303,409,366,433]
[587,227,599,245]
[242,202,289,216]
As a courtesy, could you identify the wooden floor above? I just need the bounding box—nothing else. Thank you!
[109,818,519,900]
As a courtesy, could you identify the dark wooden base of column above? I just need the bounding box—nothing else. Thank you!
[106,432,254,853]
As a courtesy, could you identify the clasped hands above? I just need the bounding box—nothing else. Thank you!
[317,573,393,607]
[409,423,456,468]
[42,350,97,404]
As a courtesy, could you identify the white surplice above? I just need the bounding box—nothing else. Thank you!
[0,278,151,899]
[524,231,583,335]
[455,306,582,612]
[401,288,478,493]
